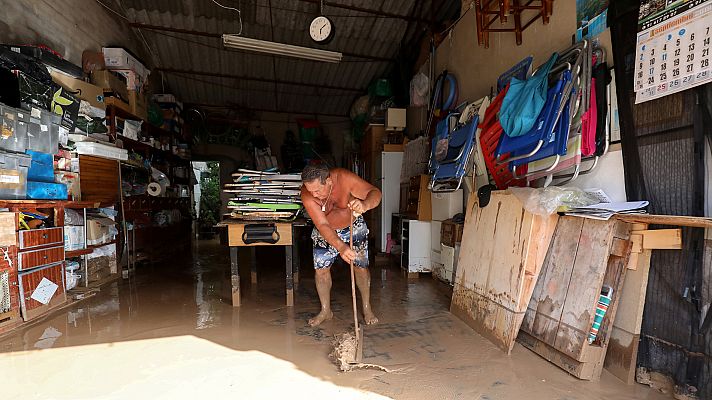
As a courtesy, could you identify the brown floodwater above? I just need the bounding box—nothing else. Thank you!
[0,239,669,399]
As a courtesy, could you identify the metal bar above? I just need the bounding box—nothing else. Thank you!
[155,67,362,92]
[230,247,241,307]
[285,245,294,307]
[295,0,429,23]
[127,23,392,61]
[251,247,257,284]
[187,102,347,118]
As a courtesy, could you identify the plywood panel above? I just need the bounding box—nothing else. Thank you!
[451,190,558,353]
[227,223,293,247]
[554,219,616,359]
[526,217,584,346]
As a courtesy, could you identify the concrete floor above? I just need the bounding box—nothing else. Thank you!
[0,239,669,400]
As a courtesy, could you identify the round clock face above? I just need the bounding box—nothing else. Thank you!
[310,16,333,43]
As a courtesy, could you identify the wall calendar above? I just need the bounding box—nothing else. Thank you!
[635,0,712,103]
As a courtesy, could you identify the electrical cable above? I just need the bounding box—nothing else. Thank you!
[211,0,243,35]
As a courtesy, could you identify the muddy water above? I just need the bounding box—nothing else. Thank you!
[0,239,668,400]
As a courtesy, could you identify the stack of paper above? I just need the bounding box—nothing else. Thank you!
[223,169,303,221]
[564,201,649,221]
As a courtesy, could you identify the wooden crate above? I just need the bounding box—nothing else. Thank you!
[450,190,559,353]
[518,216,632,381]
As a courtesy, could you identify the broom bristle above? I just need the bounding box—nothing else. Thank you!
[330,332,358,372]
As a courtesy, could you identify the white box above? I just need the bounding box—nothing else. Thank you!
[102,48,149,79]
[385,108,406,131]
[64,225,85,251]
[431,190,464,221]
[152,93,177,103]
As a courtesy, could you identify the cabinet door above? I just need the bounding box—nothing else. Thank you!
[18,263,66,321]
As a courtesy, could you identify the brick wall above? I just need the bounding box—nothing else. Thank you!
[0,0,146,67]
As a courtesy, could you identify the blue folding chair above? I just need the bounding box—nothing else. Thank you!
[494,69,569,165]
[429,115,479,192]
[512,84,575,178]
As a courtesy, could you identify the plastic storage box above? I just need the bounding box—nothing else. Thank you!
[27,108,60,154]
[0,151,31,199]
[0,105,29,153]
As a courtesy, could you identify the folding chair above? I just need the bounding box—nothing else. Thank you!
[428,115,480,192]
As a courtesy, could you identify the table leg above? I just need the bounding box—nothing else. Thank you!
[230,247,241,307]
[285,245,294,306]
[293,228,300,285]
[250,247,258,284]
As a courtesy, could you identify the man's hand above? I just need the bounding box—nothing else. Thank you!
[339,243,357,264]
[348,198,367,216]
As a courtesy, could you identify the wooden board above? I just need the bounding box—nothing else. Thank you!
[614,214,712,228]
[604,249,653,384]
[520,217,632,381]
[227,222,293,247]
[451,190,558,353]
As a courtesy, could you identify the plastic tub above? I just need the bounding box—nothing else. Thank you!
[0,150,31,199]
[27,109,59,154]
[0,106,29,153]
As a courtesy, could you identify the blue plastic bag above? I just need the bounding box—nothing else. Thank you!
[25,150,54,183]
[26,181,67,199]
[499,53,558,138]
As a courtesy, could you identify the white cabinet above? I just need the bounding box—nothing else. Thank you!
[376,151,403,253]
[401,219,431,273]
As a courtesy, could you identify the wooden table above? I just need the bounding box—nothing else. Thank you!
[220,220,309,307]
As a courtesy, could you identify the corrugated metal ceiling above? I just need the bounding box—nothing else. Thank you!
[115,0,459,118]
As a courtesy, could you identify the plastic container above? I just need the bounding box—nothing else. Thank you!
[0,151,31,199]
[4,107,30,153]
[27,108,60,154]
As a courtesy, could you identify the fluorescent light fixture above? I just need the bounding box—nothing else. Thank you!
[222,34,342,63]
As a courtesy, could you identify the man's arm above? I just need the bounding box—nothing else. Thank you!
[343,170,382,214]
[301,189,349,254]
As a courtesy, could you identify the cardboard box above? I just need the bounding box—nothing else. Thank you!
[50,70,104,109]
[91,70,128,101]
[440,220,464,247]
[101,47,149,79]
[112,69,144,92]
[385,108,406,131]
[128,90,147,121]
[152,93,176,103]
[87,217,115,245]
[50,85,80,130]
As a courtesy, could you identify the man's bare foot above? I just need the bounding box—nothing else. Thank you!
[308,309,333,327]
[363,309,379,325]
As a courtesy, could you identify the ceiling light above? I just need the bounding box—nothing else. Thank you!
[222,35,342,63]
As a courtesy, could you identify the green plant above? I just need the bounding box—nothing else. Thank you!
[198,162,221,230]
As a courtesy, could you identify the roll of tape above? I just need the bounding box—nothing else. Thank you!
[147,182,162,196]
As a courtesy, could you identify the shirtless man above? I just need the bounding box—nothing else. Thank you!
[301,164,382,327]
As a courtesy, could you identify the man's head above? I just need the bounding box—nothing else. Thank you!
[302,164,332,200]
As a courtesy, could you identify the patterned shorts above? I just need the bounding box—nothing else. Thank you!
[311,215,369,269]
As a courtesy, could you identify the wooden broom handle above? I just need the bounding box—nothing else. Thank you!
[349,211,359,340]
